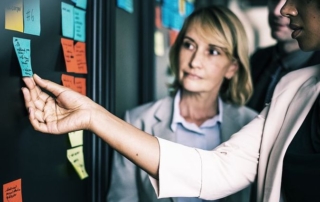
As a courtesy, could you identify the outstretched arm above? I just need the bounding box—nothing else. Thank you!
[22,74,160,179]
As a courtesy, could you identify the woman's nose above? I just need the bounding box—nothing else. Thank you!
[280,0,298,17]
[189,51,203,69]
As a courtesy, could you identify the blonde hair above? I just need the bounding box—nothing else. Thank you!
[169,5,253,106]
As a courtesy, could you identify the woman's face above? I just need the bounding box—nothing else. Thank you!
[178,23,238,94]
[281,0,320,51]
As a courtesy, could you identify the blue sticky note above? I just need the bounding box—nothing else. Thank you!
[163,0,178,12]
[24,0,41,36]
[185,2,194,16]
[171,12,184,31]
[76,0,87,10]
[161,6,172,28]
[13,37,33,77]
[117,0,134,13]
[61,2,74,38]
[74,8,86,42]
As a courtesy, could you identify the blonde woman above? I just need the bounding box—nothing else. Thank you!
[106,6,257,202]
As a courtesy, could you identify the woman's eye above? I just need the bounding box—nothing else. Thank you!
[182,41,194,50]
[209,49,219,55]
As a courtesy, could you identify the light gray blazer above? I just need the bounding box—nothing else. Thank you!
[107,96,257,202]
[150,65,320,202]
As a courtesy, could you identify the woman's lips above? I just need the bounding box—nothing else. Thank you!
[289,24,303,39]
[291,29,302,39]
[185,72,201,79]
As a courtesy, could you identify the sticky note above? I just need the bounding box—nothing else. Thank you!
[169,29,179,46]
[67,146,88,180]
[13,37,33,77]
[5,0,24,32]
[117,0,134,13]
[76,0,87,10]
[68,130,83,147]
[3,179,23,202]
[161,6,172,28]
[74,42,87,74]
[74,77,86,96]
[74,8,86,42]
[61,2,74,38]
[154,31,164,56]
[61,74,75,90]
[155,6,162,29]
[178,0,185,15]
[24,0,41,36]
[171,12,184,31]
[61,38,77,72]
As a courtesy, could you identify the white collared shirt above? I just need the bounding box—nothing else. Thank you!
[171,90,222,202]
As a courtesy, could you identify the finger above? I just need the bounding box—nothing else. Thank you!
[23,75,51,111]
[21,87,36,111]
[33,74,69,98]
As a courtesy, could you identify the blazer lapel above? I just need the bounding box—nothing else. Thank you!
[152,97,176,142]
[221,103,241,142]
[262,77,320,201]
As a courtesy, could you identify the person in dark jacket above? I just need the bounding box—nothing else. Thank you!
[247,0,320,112]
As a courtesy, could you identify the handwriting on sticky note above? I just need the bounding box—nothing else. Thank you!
[61,38,77,72]
[74,8,86,42]
[74,42,87,74]
[67,146,88,180]
[74,77,86,96]
[24,0,41,36]
[5,0,24,32]
[13,37,33,77]
[61,2,74,38]
[3,179,22,202]
[61,74,75,90]
[68,130,83,147]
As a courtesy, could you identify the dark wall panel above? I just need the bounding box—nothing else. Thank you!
[0,1,89,202]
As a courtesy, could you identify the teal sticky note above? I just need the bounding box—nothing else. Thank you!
[61,2,74,38]
[74,8,86,42]
[76,0,87,10]
[13,37,33,77]
[117,0,133,13]
[24,0,41,36]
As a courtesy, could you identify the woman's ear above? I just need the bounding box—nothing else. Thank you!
[225,60,239,79]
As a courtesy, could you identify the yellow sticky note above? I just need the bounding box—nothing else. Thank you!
[154,31,164,56]
[5,0,24,32]
[67,146,88,180]
[68,130,83,147]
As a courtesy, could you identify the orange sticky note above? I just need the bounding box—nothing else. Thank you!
[3,179,23,202]
[74,77,86,96]
[74,42,87,74]
[61,38,77,73]
[155,6,162,29]
[61,74,75,90]
[169,29,179,46]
